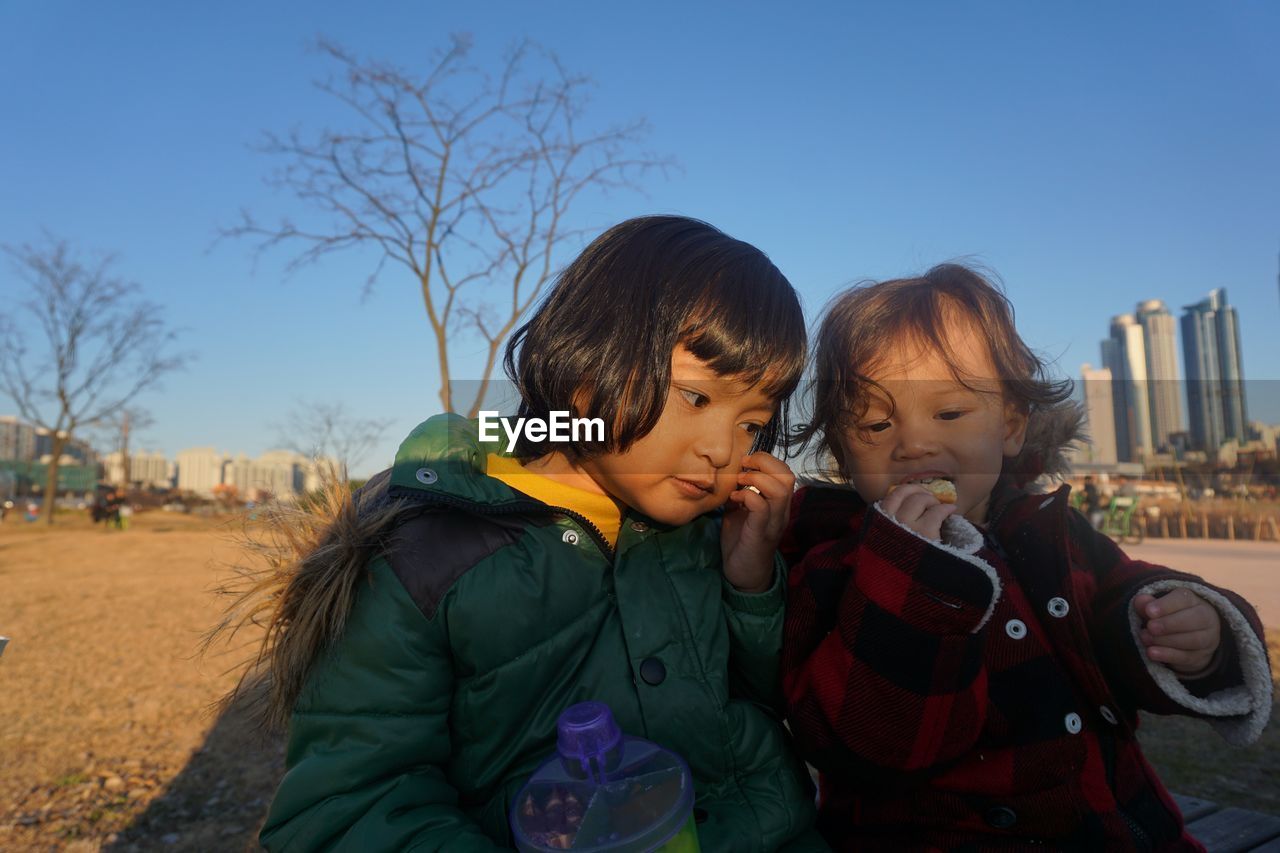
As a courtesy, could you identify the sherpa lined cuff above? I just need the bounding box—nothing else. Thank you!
[1128,579,1273,746]
[862,505,1002,633]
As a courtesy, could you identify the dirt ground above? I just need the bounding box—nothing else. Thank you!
[0,512,283,852]
[0,510,1277,851]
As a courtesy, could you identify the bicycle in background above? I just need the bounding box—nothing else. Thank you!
[1098,495,1145,545]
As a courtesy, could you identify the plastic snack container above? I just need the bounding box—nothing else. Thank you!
[510,701,700,852]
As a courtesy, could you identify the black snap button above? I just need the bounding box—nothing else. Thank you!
[693,807,709,824]
[639,657,667,686]
[985,806,1018,829]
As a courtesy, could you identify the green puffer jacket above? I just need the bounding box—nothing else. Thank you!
[260,414,823,851]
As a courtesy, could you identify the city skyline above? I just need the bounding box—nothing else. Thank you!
[1085,287,1258,464]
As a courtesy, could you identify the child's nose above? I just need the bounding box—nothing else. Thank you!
[693,424,735,469]
[892,419,938,459]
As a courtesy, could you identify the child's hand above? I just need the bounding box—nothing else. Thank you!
[721,452,795,594]
[880,484,957,541]
[1134,589,1222,678]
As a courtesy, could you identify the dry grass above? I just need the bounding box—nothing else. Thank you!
[0,510,284,852]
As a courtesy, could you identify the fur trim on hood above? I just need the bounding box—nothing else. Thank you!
[203,469,412,731]
[1007,399,1088,489]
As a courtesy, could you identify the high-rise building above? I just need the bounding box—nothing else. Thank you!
[176,447,227,495]
[132,451,171,489]
[34,428,98,465]
[1134,299,1184,451]
[0,415,37,461]
[1101,314,1152,462]
[104,450,172,489]
[1078,364,1118,465]
[1181,288,1248,452]
[220,449,307,499]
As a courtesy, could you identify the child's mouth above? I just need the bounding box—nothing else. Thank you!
[671,477,715,497]
[899,473,953,485]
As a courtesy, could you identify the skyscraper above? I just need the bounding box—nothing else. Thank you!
[1134,299,1184,451]
[1181,288,1248,452]
[1079,364,1118,465]
[1101,314,1152,462]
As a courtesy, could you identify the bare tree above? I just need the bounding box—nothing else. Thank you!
[275,400,393,484]
[225,36,669,416]
[0,238,190,523]
[92,406,155,487]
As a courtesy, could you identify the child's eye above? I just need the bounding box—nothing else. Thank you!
[937,410,967,421]
[741,422,763,436]
[860,421,892,433]
[679,389,711,408]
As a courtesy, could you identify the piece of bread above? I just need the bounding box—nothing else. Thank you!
[889,478,957,504]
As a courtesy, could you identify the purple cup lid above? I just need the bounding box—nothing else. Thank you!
[556,701,622,778]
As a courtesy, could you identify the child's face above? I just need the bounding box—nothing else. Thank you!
[839,319,1027,526]
[577,345,777,526]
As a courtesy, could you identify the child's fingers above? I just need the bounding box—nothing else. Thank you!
[1145,603,1218,636]
[895,491,944,524]
[1147,587,1202,617]
[916,503,958,539]
[741,451,795,486]
[736,467,789,501]
[1145,644,1212,671]
[727,484,769,516]
[880,484,925,517]
[739,453,795,499]
[1132,593,1157,618]
[1141,627,1218,651]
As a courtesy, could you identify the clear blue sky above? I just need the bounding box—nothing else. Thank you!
[3,1,1278,476]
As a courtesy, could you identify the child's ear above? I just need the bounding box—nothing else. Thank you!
[1003,403,1029,458]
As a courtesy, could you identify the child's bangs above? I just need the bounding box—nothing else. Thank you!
[679,281,806,401]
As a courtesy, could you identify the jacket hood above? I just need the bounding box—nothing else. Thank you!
[1006,399,1088,488]
[386,413,524,508]
[211,414,518,731]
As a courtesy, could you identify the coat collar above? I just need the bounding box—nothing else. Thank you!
[388,413,526,508]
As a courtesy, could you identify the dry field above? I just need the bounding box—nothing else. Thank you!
[0,510,1276,851]
[0,511,283,852]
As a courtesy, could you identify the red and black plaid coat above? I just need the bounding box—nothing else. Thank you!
[781,482,1269,852]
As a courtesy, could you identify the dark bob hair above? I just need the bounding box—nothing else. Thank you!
[503,215,806,459]
[795,263,1072,475]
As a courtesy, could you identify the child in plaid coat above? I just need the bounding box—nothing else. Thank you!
[782,264,1272,851]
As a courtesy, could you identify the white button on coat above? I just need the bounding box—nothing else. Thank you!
[415,467,438,485]
[1064,712,1083,734]
[1004,619,1027,639]
[562,529,580,545]
[1100,705,1119,725]
[1047,597,1070,618]
[630,521,649,533]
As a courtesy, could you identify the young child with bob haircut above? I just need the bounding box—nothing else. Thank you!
[241,215,825,851]
[781,263,1271,851]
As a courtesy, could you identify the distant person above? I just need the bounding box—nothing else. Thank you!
[224,217,825,850]
[1081,474,1103,527]
[1115,474,1138,498]
[104,489,123,529]
[782,264,1272,850]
